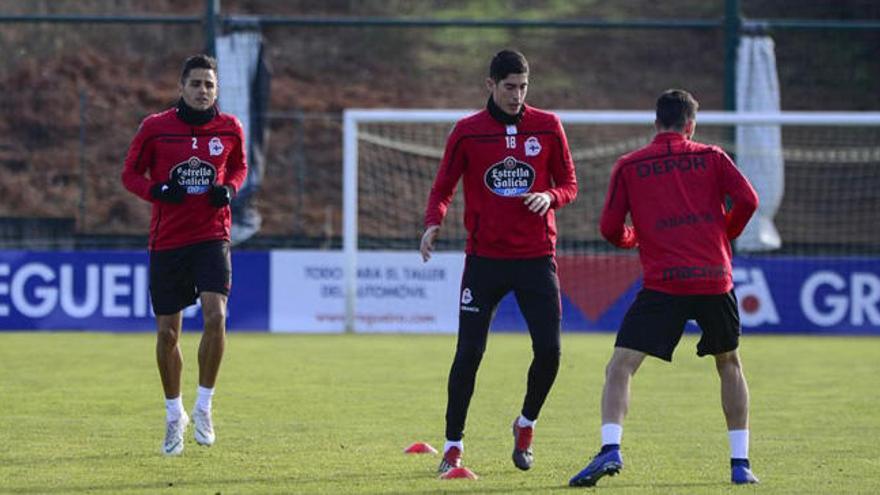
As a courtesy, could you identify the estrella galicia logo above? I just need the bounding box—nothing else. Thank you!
[484,156,535,197]
[170,156,217,194]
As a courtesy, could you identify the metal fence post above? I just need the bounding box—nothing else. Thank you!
[724,0,742,111]
[78,88,87,231]
[205,0,220,56]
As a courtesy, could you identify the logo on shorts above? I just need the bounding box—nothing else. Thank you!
[170,157,217,194]
[524,136,542,156]
[209,137,224,156]
[484,156,535,197]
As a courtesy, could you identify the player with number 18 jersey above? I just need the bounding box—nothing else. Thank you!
[421,50,577,476]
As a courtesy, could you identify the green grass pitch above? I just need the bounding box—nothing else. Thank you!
[1,332,878,494]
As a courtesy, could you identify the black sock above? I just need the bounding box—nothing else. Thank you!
[731,458,750,468]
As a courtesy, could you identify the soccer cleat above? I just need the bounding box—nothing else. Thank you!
[437,446,462,474]
[731,459,760,484]
[511,419,534,470]
[162,411,189,456]
[192,408,215,446]
[569,447,623,487]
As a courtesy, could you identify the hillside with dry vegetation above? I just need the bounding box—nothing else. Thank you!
[0,0,877,246]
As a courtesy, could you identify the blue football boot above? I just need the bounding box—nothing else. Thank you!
[569,446,623,487]
[731,459,759,484]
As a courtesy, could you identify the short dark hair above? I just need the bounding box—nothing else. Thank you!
[180,54,217,83]
[656,89,699,130]
[489,49,529,82]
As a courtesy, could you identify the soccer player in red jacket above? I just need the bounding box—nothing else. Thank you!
[569,89,760,487]
[121,54,247,456]
[421,50,578,476]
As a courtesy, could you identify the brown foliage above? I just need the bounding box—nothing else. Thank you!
[0,1,876,244]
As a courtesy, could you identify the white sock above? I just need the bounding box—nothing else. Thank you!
[195,386,215,412]
[444,440,463,454]
[601,423,623,446]
[165,396,184,422]
[517,415,536,428]
[729,429,749,459]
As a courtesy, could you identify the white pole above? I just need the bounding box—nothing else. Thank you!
[342,110,358,333]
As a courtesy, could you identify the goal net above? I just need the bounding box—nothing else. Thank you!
[343,110,880,333]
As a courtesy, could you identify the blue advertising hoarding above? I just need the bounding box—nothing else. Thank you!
[0,251,269,331]
[492,254,880,334]
[0,250,877,334]
[731,256,880,334]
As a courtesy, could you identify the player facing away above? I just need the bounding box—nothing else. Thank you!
[421,49,578,476]
[568,89,760,487]
[121,54,247,456]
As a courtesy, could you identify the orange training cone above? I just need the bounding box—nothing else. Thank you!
[403,442,438,454]
[440,467,478,480]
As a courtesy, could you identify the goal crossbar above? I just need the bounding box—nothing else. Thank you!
[345,109,880,125]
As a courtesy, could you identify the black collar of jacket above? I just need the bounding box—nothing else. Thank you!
[487,96,524,125]
[176,98,218,126]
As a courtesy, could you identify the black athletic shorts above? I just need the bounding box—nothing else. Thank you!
[149,239,231,315]
[615,288,741,361]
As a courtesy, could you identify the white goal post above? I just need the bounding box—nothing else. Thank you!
[342,109,880,333]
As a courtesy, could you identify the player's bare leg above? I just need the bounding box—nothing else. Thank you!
[601,347,646,425]
[192,291,227,446]
[156,312,184,399]
[156,312,188,455]
[715,349,758,483]
[715,350,749,429]
[570,347,645,487]
[198,292,227,389]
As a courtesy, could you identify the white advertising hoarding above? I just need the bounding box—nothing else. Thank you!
[270,250,463,333]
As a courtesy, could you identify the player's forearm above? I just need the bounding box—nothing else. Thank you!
[600,214,637,249]
[223,151,248,193]
[121,131,153,201]
[546,181,577,209]
[725,206,757,240]
[424,202,449,228]
[121,167,153,202]
[423,179,457,226]
[609,226,638,249]
[725,189,759,240]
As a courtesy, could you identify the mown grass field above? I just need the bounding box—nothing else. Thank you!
[1,332,878,494]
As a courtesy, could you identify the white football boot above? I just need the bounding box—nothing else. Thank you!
[192,408,216,446]
[162,411,189,456]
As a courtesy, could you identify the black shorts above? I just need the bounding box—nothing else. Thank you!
[615,288,741,361]
[149,240,231,315]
